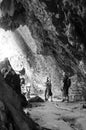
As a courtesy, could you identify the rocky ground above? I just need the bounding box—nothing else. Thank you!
[25,100,86,130]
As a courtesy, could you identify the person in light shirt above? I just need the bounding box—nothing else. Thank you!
[45,77,53,102]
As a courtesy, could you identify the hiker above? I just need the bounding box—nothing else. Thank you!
[45,77,53,101]
[20,77,26,95]
[25,83,31,101]
[62,73,71,102]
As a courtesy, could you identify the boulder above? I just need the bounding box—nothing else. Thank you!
[29,96,44,103]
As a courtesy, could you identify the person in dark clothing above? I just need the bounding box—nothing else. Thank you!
[62,73,71,102]
[45,77,53,101]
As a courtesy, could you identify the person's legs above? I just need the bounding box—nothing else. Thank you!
[66,95,69,102]
[49,90,53,102]
[51,95,53,102]
[62,89,66,102]
[66,89,69,102]
[45,89,48,101]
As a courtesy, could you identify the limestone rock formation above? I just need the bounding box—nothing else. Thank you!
[0,0,86,99]
[0,0,86,129]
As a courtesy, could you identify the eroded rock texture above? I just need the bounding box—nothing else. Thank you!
[0,0,86,100]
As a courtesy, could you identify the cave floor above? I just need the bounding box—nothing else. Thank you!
[25,101,86,130]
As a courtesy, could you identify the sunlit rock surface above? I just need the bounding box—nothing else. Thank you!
[0,0,86,100]
[0,26,62,99]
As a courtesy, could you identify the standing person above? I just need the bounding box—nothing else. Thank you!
[26,83,31,101]
[62,73,71,102]
[45,77,53,101]
[20,77,25,95]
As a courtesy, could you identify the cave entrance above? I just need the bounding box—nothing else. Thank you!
[0,25,63,102]
[0,27,33,100]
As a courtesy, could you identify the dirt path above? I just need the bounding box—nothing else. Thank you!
[25,101,86,130]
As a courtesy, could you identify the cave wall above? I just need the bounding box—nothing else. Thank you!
[16,25,62,97]
[0,0,86,100]
[0,25,62,98]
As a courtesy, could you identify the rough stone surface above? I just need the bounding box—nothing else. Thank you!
[27,101,86,130]
[0,0,86,101]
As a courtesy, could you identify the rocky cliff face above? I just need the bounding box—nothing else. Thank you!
[0,0,86,100]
